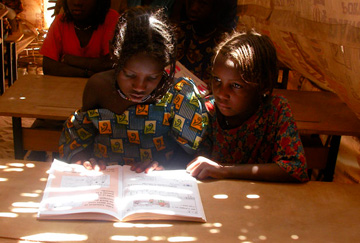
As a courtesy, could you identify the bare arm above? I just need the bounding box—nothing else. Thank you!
[62,54,114,73]
[81,70,141,113]
[43,54,113,78]
[187,156,300,182]
[43,56,91,77]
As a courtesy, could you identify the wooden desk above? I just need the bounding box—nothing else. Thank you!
[0,75,87,158]
[274,89,360,181]
[273,89,360,136]
[1,159,360,242]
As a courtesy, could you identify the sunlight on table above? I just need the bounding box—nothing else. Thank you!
[113,222,173,228]
[21,233,88,242]
[213,194,228,199]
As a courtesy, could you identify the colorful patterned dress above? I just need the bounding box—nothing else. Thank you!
[59,77,208,168]
[200,95,309,182]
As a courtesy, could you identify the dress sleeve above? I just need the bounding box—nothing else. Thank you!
[59,109,98,162]
[196,96,215,158]
[167,77,209,154]
[273,98,309,182]
[40,14,63,61]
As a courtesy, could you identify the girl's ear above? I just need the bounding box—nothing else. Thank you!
[260,88,272,102]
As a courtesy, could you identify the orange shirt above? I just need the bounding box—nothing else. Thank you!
[40,9,119,61]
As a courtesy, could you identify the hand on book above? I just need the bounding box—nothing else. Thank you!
[73,157,164,173]
[130,160,164,174]
[186,156,226,180]
[75,158,107,171]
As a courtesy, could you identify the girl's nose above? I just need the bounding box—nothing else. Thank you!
[132,79,146,92]
[215,84,230,99]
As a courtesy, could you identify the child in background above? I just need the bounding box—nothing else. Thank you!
[174,0,238,84]
[41,0,120,77]
[59,7,208,172]
[186,31,309,182]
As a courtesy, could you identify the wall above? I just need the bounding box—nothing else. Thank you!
[18,0,44,29]
[237,0,360,120]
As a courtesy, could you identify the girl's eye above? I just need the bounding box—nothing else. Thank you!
[147,75,159,81]
[212,76,221,83]
[232,83,243,89]
[123,71,135,78]
[125,74,135,78]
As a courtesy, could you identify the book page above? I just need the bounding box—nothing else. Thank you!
[120,166,206,222]
[38,160,123,220]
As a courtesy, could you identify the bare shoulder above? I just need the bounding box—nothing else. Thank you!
[82,70,116,111]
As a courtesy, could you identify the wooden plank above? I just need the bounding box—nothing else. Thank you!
[273,89,360,136]
[4,32,24,43]
[0,75,86,119]
[22,128,62,152]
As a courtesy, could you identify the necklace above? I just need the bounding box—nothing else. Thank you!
[74,24,93,31]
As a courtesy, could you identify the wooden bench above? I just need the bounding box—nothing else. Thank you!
[0,75,87,158]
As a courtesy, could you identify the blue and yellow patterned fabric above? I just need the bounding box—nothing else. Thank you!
[59,77,208,167]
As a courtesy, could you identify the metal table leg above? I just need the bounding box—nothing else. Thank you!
[12,117,25,159]
[322,135,341,182]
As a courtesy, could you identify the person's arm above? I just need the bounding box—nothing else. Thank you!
[187,97,309,183]
[59,109,98,161]
[169,77,209,152]
[43,56,93,77]
[271,97,309,182]
[187,156,299,182]
[81,70,136,113]
[62,54,114,73]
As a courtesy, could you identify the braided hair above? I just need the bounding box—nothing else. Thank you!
[110,6,177,100]
[213,30,278,95]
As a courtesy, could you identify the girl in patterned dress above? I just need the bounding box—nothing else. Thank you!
[59,7,208,172]
[186,31,309,182]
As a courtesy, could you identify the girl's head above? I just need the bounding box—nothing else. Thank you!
[62,0,110,28]
[211,31,278,118]
[111,7,177,102]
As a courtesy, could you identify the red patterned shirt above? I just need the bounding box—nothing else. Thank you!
[200,95,309,182]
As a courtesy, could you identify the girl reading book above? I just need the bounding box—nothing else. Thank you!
[186,31,309,182]
[59,6,208,172]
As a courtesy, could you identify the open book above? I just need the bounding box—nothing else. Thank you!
[37,160,206,222]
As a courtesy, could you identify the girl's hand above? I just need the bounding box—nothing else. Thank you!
[186,156,227,180]
[130,160,164,173]
[75,158,107,171]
